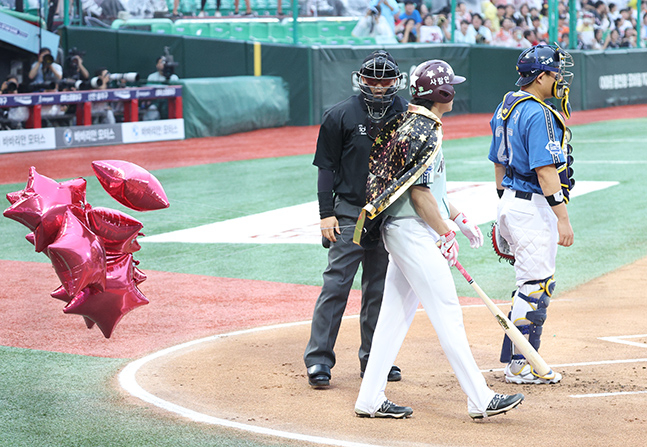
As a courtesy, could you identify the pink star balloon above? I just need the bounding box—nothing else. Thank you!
[50,286,96,329]
[92,160,170,212]
[3,167,86,233]
[63,253,149,338]
[47,209,106,297]
[87,206,143,255]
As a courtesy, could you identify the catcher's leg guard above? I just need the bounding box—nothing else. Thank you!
[500,276,556,363]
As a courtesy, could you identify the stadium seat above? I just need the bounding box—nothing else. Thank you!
[150,21,174,34]
[297,22,320,42]
[325,37,344,45]
[209,22,231,39]
[317,21,335,38]
[249,22,270,41]
[230,22,251,40]
[333,21,357,36]
[357,36,376,45]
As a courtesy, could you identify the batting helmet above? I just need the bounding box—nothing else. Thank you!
[352,50,405,120]
[409,60,465,104]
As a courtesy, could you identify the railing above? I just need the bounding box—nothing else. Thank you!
[0,85,183,129]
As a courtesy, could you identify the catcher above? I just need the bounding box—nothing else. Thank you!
[488,44,575,385]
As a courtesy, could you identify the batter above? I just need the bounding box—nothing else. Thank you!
[354,60,524,420]
[488,44,575,384]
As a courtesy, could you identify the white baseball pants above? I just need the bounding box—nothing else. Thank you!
[355,217,495,417]
[497,189,558,287]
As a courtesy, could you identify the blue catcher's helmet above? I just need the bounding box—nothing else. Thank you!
[515,44,572,88]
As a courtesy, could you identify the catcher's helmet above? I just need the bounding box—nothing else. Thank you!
[409,59,465,104]
[352,50,405,120]
[515,44,573,91]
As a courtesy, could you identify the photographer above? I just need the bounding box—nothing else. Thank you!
[28,48,63,85]
[145,54,179,120]
[147,55,179,84]
[1,75,29,129]
[63,48,90,82]
[92,68,116,124]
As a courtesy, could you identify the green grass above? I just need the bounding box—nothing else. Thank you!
[2,119,647,298]
[0,346,291,447]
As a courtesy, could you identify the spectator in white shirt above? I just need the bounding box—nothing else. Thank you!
[455,19,477,43]
[467,12,492,44]
[418,13,445,42]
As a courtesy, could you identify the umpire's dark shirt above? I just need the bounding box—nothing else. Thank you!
[313,95,408,207]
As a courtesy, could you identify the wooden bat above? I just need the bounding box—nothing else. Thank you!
[454,261,556,380]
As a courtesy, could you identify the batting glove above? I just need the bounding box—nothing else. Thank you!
[453,212,483,249]
[439,230,459,267]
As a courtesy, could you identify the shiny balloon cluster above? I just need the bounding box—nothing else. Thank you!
[3,160,170,338]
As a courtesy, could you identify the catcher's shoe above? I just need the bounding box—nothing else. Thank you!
[355,399,413,419]
[469,393,524,419]
[504,359,562,384]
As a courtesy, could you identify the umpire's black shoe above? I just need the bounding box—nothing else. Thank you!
[355,399,413,419]
[360,365,402,382]
[307,364,331,388]
[469,393,524,419]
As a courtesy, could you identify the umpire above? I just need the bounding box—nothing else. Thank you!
[304,50,408,388]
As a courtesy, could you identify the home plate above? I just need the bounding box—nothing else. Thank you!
[141,181,618,245]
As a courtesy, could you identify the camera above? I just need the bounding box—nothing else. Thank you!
[27,81,57,92]
[58,77,103,91]
[2,81,18,94]
[110,72,140,83]
[161,46,178,80]
[42,54,54,65]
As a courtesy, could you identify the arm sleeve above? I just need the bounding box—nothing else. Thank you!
[313,109,343,171]
[317,168,335,219]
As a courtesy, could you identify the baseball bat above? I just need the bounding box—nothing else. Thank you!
[454,261,556,380]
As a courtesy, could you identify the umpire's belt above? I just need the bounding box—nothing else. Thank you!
[514,191,533,201]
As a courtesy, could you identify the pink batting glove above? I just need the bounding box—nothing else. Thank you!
[439,230,459,266]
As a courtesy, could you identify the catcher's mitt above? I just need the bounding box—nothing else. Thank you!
[491,221,514,265]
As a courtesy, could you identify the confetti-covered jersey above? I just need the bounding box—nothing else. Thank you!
[364,104,443,218]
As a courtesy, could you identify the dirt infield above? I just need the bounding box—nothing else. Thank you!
[132,257,647,447]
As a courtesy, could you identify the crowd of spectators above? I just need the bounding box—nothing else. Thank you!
[8,0,644,48]
[351,0,647,48]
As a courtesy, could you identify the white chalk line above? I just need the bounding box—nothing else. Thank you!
[482,333,647,399]
[118,305,493,447]
[119,318,392,447]
[119,313,646,446]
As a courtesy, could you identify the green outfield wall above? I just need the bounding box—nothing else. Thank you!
[60,27,647,128]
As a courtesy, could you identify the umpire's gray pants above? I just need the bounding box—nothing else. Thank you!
[304,198,388,372]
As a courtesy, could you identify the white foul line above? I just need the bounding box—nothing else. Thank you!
[598,334,647,349]
[570,390,647,399]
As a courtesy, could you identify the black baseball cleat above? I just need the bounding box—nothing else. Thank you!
[307,364,331,388]
[355,399,413,419]
[360,365,402,382]
[469,393,524,419]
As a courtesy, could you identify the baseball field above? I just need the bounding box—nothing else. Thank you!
[1,105,646,447]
